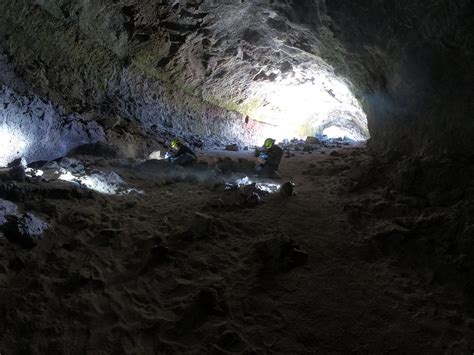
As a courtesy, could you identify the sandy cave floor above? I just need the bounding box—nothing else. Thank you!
[0,144,473,354]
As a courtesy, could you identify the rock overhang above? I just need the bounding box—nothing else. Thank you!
[21,0,369,141]
[1,0,473,158]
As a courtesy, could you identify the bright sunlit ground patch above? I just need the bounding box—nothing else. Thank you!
[228,175,281,194]
[58,169,143,195]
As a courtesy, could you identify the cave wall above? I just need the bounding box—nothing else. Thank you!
[0,86,105,166]
[1,0,473,158]
[321,0,474,156]
[0,0,267,165]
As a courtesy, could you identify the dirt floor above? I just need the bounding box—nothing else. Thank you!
[1,144,473,354]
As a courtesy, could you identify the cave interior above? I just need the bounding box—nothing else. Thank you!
[0,0,473,353]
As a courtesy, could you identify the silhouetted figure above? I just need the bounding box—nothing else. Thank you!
[255,138,283,178]
[167,139,198,166]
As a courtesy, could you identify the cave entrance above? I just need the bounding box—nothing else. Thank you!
[244,64,369,143]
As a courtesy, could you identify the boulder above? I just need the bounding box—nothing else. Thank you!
[280,182,295,197]
[3,213,49,248]
[7,157,27,182]
[0,198,17,225]
[305,136,320,145]
[225,144,239,152]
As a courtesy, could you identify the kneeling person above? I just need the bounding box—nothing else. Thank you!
[255,138,283,177]
[167,139,198,166]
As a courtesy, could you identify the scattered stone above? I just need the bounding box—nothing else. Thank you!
[0,198,18,225]
[225,144,239,152]
[7,157,27,169]
[280,182,295,197]
[3,213,49,248]
[244,192,260,207]
[8,157,27,182]
[50,157,85,174]
[305,136,320,145]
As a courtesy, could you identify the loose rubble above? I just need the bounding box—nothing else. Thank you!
[3,212,49,248]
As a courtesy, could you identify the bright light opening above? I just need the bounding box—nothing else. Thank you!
[244,64,369,143]
[323,126,356,140]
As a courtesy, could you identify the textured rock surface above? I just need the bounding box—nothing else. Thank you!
[0,198,17,225]
[0,85,105,167]
[3,212,49,248]
[0,0,473,158]
[0,0,269,156]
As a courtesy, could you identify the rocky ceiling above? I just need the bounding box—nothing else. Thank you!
[0,0,473,162]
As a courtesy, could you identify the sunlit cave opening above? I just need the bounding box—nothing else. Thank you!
[243,64,369,143]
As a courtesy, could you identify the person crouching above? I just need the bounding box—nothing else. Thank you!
[167,139,198,166]
[255,138,283,178]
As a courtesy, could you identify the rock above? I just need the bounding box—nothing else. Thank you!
[50,157,85,174]
[148,150,163,160]
[244,192,260,207]
[243,146,249,151]
[305,136,320,145]
[0,198,18,225]
[280,182,295,197]
[8,157,27,182]
[190,212,214,238]
[3,213,49,248]
[330,150,340,157]
[303,145,313,152]
[7,157,27,169]
[225,144,239,151]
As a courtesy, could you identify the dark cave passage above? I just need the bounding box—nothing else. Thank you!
[0,0,473,353]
